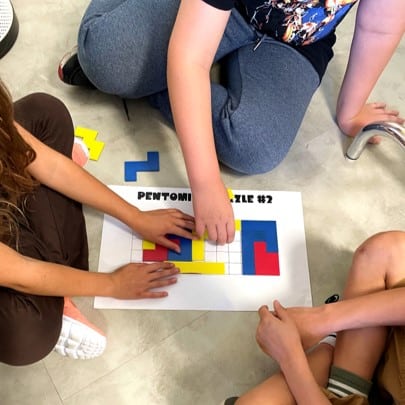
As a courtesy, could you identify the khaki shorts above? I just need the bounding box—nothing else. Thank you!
[376,278,405,404]
[322,388,369,405]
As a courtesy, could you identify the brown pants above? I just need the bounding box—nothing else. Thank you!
[0,93,89,366]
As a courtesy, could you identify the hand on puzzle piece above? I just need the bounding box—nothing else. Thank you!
[134,209,196,252]
[193,180,235,245]
[256,301,303,364]
[110,262,179,299]
[337,102,404,143]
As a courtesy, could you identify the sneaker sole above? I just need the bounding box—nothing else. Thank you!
[54,315,107,360]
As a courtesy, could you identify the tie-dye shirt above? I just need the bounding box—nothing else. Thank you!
[204,0,356,45]
[202,0,357,78]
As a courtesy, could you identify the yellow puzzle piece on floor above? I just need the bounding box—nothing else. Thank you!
[74,126,105,161]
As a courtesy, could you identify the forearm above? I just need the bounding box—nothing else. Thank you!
[280,351,330,404]
[316,288,405,336]
[41,156,140,227]
[0,243,114,297]
[11,262,114,297]
[336,0,405,122]
[16,122,142,229]
[167,0,230,189]
[168,58,222,188]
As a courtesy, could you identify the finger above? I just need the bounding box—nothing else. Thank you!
[179,219,196,231]
[178,212,195,222]
[157,237,181,253]
[149,277,178,288]
[149,267,180,280]
[206,223,218,243]
[195,219,207,240]
[273,300,288,320]
[368,135,382,145]
[226,220,235,243]
[168,209,195,222]
[258,305,271,320]
[174,228,198,241]
[149,267,180,281]
[145,261,176,273]
[139,291,169,299]
[171,223,198,239]
[382,113,404,123]
[384,109,399,117]
[216,223,227,245]
[371,102,386,109]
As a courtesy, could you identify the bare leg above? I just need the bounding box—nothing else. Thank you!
[234,231,405,403]
[333,231,405,380]
[236,343,334,405]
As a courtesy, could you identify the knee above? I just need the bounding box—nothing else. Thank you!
[355,231,405,260]
[0,294,63,365]
[0,322,60,366]
[16,92,72,126]
[16,93,74,155]
[78,32,155,97]
[352,231,405,286]
[26,93,68,113]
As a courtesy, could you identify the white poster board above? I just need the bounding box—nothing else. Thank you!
[95,187,311,311]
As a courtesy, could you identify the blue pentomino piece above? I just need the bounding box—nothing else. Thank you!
[167,235,192,261]
[124,151,160,181]
[241,220,278,275]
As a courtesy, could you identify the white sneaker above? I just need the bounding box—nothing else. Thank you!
[54,298,106,360]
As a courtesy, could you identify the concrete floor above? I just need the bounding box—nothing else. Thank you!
[0,1,404,404]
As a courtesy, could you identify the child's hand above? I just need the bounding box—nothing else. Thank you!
[337,102,404,142]
[110,262,179,299]
[133,209,195,252]
[286,306,328,350]
[192,180,235,244]
[256,301,304,366]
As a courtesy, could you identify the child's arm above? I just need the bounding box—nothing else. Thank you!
[15,122,194,252]
[287,287,405,349]
[256,302,331,404]
[167,0,235,244]
[336,0,405,137]
[0,242,179,299]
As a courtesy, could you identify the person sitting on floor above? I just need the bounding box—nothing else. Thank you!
[0,80,195,365]
[224,230,405,404]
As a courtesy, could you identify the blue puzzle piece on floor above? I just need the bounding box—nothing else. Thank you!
[125,151,160,181]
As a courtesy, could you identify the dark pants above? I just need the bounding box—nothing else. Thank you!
[0,93,89,366]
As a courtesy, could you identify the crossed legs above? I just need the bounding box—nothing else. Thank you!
[0,93,89,365]
[235,231,405,404]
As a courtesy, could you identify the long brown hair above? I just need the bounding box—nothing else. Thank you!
[0,80,37,244]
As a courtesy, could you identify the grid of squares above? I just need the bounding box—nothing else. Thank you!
[130,230,243,275]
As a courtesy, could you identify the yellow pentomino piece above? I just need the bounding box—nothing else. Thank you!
[227,188,235,200]
[171,261,225,275]
[142,240,156,250]
[74,126,105,161]
[192,239,205,261]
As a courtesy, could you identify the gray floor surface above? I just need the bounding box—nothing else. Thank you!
[0,1,404,404]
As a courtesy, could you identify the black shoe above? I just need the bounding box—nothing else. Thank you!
[223,397,239,405]
[58,46,96,89]
[324,294,339,304]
